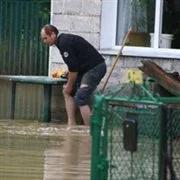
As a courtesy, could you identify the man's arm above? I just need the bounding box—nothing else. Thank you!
[64,71,78,94]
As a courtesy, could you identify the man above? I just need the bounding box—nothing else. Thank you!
[41,24,106,126]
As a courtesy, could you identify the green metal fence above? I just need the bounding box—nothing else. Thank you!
[0,0,50,75]
[90,83,180,180]
[0,0,50,120]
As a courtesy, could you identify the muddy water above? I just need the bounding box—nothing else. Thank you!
[0,120,90,180]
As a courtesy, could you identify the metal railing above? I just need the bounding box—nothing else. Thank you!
[91,83,180,180]
[0,0,50,75]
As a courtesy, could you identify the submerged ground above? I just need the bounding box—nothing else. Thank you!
[0,120,90,180]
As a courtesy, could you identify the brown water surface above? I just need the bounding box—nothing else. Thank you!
[0,120,90,180]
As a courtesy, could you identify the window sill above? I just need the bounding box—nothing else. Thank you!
[100,46,180,59]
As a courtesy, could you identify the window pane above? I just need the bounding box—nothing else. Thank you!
[116,0,155,47]
[164,0,180,48]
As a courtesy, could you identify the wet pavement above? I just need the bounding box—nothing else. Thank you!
[0,120,90,180]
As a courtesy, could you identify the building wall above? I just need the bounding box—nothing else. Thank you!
[49,0,102,74]
[49,0,180,81]
[49,0,180,121]
[102,55,180,89]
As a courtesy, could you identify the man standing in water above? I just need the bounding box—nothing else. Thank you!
[41,24,106,126]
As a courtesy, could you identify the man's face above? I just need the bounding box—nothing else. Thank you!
[41,29,57,46]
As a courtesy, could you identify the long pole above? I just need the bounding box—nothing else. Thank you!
[101,29,131,92]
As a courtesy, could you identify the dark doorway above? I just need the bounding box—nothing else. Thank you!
[163,0,180,48]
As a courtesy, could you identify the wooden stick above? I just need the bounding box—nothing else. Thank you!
[101,29,132,92]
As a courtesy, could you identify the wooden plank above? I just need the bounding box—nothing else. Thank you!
[139,60,180,96]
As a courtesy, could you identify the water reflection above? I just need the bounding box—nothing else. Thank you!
[44,136,90,180]
[0,120,90,180]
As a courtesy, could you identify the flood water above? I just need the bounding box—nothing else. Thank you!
[0,120,90,180]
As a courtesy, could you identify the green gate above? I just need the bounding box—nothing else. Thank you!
[91,83,180,180]
[0,0,50,75]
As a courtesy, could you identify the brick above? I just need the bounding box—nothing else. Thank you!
[69,16,100,33]
[52,0,64,14]
[51,15,71,31]
[63,0,82,15]
[122,57,142,68]
[88,33,100,49]
[75,32,100,49]
[81,0,101,16]
[49,46,63,63]
[52,15,100,33]
[172,60,180,72]
[157,59,173,71]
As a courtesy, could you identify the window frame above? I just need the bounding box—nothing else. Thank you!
[100,0,180,59]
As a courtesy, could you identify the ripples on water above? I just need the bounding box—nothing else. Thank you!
[0,120,90,180]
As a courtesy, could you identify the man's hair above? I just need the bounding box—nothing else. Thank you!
[42,24,59,36]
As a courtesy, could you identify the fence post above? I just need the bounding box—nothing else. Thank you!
[159,105,168,180]
[90,94,104,180]
[100,99,109,180]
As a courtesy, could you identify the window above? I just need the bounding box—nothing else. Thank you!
[116,0,155,46]
[100,0,180,59]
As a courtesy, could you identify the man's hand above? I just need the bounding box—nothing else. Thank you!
[63,84,73,95]
[63,71,78,95]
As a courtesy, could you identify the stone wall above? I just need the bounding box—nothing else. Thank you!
[49,0,180,122]
[49,0,102,73]
[49,0,180,87]
[101,55,180,90]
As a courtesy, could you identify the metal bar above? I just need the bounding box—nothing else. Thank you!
[12,2,19,74]
[159,105,168,180]
[166,108,177,180]
[8,2,14,74]
[158,97,180,104]
[39,17,44,75]
[0,1,3,43]
[33,2,39,75]
[3,1,8,73]
[109,109,113,180]
[11,82,16,119]
[43,84,52,122]
[26,1,31,75]
[140,84,159,102]
[105,96,163,106]
[90,95,104,180]
[29,1,34,74]
[23,1,29,74]
[36,3,41,75]
[100,100,109,180]
[18,1,24,74]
